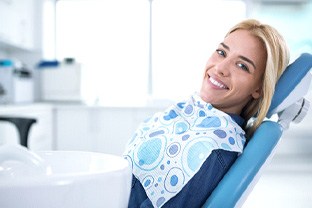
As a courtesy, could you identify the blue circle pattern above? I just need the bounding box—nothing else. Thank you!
[124,93,246,208]
[143,175,154,189]
[133,135,167,171]
[187,141,213,172]
[174,122,189,134]
[167,142,181,158]
[137,138,161,166]
[164,167,185,193]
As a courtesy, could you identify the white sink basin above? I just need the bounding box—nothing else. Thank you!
[0,145,132,208]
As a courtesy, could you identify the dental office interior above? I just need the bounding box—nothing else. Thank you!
[0,0,312,207]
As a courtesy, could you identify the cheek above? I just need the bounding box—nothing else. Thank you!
[252,70,265,89]
[204,59,215,74]
[244,77,262,95]
[205,54,216,67]
[202,65,210,78]
[233,74,259,91]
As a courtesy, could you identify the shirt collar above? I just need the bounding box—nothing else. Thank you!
[228,113,245,127]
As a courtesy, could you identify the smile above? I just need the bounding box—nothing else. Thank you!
[209,77,229,89]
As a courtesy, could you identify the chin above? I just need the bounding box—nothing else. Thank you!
[199,92,210,103]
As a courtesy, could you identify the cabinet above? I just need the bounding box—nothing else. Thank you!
[0,0,35,50]
[0,103,163,155]
[54,106,161,156]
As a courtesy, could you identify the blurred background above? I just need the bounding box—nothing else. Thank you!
[0,0,311,207]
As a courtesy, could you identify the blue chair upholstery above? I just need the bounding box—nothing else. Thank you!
[203,53,312,208]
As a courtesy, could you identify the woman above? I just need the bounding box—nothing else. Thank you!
[124,19,289,208]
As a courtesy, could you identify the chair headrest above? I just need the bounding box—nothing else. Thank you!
[268,53,312,117]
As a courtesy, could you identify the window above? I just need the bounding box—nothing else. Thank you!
[54,0,246,106]
[56,0,149,106]
[152,0,246,101]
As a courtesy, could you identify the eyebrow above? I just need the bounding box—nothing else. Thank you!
[220,42,256,70]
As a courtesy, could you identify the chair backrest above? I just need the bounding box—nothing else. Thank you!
[268,53,312,117]
[203,53,312,208]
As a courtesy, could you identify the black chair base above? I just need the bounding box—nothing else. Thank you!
[0,117,37,148]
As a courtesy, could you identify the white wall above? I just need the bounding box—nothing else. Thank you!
[248,1,312,61]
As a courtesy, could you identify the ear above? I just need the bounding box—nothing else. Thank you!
[251,87,262,99]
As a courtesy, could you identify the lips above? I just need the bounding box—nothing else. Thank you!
[209,76,229,89]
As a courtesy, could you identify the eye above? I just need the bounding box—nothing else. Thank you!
[237,63,250,73]
[216,49,226,57]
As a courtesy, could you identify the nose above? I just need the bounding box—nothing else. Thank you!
[215,59,231,77]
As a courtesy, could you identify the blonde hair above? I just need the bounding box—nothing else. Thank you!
[226,19,290,137]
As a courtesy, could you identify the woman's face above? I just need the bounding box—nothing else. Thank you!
[200,29,266,115]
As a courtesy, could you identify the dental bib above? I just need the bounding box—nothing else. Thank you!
[124,93,246,208]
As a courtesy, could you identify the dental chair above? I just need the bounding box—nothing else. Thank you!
[203,53,312,208]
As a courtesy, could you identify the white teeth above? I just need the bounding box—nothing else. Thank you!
[209,77,228,89]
